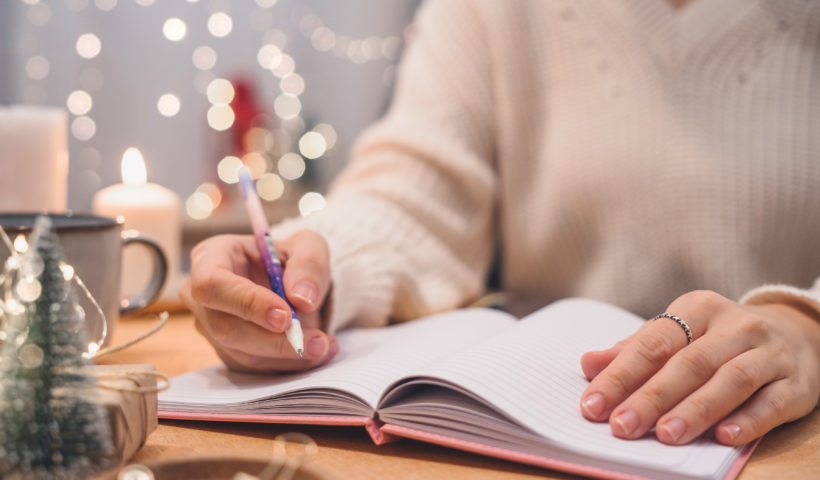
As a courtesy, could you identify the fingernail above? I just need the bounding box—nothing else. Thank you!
[720,423,742,442]
[329,337,340,357]
[582,393,606,418]
[306,336,328,358]
[266,309,290,332]
[612,409,639,437]
[659,418,687,443]
[291,281,318,307]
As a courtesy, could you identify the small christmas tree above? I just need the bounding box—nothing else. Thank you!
[0,217,113,479]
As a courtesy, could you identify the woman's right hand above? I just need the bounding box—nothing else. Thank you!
[179,230,338,373]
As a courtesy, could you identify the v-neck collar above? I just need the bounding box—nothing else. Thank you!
[623,0,762,68]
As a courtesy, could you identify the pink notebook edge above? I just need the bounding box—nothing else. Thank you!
[157,410,389,444]
[379,424,762,480]
[157,411,761,479]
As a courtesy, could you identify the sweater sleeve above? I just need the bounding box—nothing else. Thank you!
[739,282,820,321]
[270,0,497,333]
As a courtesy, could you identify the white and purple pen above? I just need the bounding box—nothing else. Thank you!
[237,166,304,357]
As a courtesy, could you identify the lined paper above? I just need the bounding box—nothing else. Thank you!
[159,308,513,411]
[398,298,741,476]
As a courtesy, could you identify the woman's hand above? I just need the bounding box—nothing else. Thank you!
[579,290,820,445]
[179,230,339,373]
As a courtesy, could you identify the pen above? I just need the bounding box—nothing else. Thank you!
[237,166,304,357]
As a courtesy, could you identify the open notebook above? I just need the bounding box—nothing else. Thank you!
[158,298,758,480]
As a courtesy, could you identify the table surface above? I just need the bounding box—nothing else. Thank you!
[99,311,820,480]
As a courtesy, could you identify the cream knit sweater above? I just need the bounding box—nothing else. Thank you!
[272,0,820,332]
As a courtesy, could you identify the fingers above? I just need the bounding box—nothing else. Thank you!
[278,230,331,316]
[579,290,820,446]
[580,305,711,422]
[182,232,337,373]
[580,341,626,380]
[715,378,813,445]
[186,291,339,373]
[188,235,294,333]
[215,337,340,373]
[635,347,779,443]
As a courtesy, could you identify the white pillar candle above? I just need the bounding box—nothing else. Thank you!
[93,148,181,299]
[0,106,68,213]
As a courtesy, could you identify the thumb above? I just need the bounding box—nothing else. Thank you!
[278,229,331,327]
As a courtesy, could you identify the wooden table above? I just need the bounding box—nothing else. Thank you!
[99,312,820,480]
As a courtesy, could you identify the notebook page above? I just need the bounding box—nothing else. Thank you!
[409,298,743,477]
[159,308,513,411]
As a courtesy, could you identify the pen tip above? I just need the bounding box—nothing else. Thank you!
[297,349,303,358]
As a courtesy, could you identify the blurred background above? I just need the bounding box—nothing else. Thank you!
[0,0,419,264]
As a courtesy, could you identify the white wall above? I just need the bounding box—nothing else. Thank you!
[1,0,418,212]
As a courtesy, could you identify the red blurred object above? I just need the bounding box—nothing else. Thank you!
[229,75,271,154]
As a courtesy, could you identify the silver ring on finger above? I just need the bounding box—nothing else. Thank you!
[651,313,694,344]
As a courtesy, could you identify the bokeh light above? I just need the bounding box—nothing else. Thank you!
[272,54,295,78]
[157,93,181,117]
[298,131,327,159]
[257,44,283,70]
[163,18,187,42]
[207,104,235,131]
[273,94,301,120]
[206,78,235,105]
[76,33,101,59]
[66,90,93,116]
[27,3,52,26]
[217,155,242,184]
[266,129,292,156]
[310,27,335,52]
[243,127,268,153]
[208,12,233,38]
[192,46,217,70]
[256,173,285,201]
[186,191,213,220]
[281,116,306,136]
[278,153,305,180]
[242,152,267,179]
[14,234,29,253]
[197,182,222,209]
[25,56,50,80]
[280,73,305,97]
[312,123,338,150]
[298,192,326,217]
[71,116,96,141]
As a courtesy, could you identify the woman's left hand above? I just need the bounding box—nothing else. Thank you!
[579,290,820,445]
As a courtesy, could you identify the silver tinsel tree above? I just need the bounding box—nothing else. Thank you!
[0,217,113,479]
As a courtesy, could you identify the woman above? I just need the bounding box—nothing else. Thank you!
[181,0,820,447]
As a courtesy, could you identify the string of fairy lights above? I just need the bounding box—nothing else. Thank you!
[17,0,408,220]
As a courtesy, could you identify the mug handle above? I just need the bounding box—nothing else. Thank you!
[120,230,168,314]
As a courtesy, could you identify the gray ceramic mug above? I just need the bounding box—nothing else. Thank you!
[0,213,167,346]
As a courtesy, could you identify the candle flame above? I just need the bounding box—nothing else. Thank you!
[121,147,147,186]
[13,234,29,253]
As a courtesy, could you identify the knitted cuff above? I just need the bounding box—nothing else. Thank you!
[270,218,396,333]
[320,248,395,333]
[739,284,820,321]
